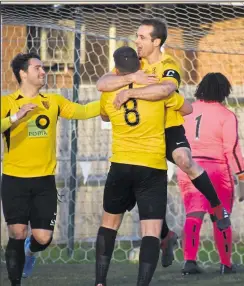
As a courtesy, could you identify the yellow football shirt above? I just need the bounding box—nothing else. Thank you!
[1,90,100,177]
[100,84,184,170]
[140,53,184,128]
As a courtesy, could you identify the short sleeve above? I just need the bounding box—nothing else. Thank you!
[164,93,184,111]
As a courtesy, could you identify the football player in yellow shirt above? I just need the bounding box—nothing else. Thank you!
[95,46,192,286]
[1,53,100,286]
[96,18,230,270]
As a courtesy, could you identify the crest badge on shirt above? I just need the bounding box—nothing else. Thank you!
[42,101,50,110]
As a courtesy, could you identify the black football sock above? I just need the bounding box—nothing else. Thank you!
[137,236,160,286]
[95,227,117,286]
[5,238,25,285]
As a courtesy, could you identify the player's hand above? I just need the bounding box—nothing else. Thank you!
[131,70,158,85]
[238,180,244,202]
[16,103,37,121]
[113,90,130,109]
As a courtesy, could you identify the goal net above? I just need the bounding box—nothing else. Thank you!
[1,3,244,265]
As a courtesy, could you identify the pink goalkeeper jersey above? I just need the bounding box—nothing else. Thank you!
[184,100,244,175]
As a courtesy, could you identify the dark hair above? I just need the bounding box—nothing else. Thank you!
[141,18,167,46]
[11,52,41,84]
[113,46,140,74]
[194,73,232,103]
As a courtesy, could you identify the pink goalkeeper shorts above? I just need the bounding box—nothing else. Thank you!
[177,160,234,215]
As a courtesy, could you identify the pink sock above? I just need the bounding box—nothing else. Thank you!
[213,222,232,267]
[183,217,202,261]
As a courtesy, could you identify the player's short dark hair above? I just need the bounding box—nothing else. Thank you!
[194,73,232,103]
[11,52,41,84]
[141,18,167,46]
[113,46,140,74]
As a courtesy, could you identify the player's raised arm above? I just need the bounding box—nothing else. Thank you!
[114,81,177,108]
[56,95,100,120]
[96,72,131,92]
[96,49,158,92]
[113,63,181,109]
[96,71,136,92]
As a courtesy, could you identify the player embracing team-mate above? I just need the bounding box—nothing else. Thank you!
[96,18,231,269]
[95,45,192,286]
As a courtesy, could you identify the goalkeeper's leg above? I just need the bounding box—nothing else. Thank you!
[178,179,206,275]
[209,176,235,274]
[172,147,230,230]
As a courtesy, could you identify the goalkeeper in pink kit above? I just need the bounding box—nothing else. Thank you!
[178,73,244,275]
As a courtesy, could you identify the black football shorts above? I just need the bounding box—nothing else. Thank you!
[1,174,58,230]
[165,125,191,164]
[103,163,167,220]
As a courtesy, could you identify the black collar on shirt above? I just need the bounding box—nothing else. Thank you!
[12,90,47,100]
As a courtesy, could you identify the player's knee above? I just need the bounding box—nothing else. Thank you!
[33,232,53,245]
[186,211,206,220]
[8,225,28,240]
[173,148,193,172]
[101,212,123,231]
[29,234,53,252]
[140,219,162,238]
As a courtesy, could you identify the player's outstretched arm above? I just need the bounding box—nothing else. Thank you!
[96,70,158,92]
[57,94,100,120]
[1,103,37,133]
[113,80,177,109]
[71,101,100,120]
[69,101,100,120]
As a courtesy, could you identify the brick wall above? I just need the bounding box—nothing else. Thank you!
[197,17,244,85]
[2,25,27,91]
[2,18,244,92]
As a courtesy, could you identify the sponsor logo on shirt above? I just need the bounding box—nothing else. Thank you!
[28,115,50,138]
